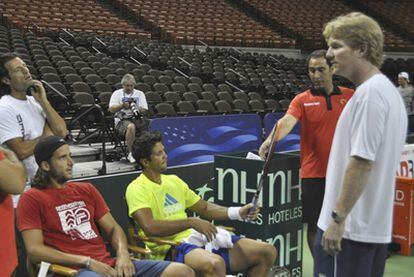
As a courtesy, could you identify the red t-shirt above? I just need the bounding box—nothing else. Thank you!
[16,182,114,269]
[0,192,17,276]
[287,87,354,178]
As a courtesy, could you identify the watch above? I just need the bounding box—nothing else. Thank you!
[331,210,345,224]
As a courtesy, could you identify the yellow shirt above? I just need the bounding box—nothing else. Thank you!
[125,173,201,259]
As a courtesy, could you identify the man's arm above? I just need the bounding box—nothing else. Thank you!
[97,213,130,259]
[23,229,92,266]
[189,200,228,220]
[189,200,258,222]
[0,148,26,194]
[31,81,67,138]
[133,207,218,241]
[332,156,373,219]
[322,156,373,255]
[22,229,117,276]
[108,102,128,113]
[5,137,39,160]
[97,213,135,276]
[258,113,298,159]
[138,106,147,113]
[5,121,55,160]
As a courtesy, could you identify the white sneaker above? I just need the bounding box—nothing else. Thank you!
[127,152,136,163]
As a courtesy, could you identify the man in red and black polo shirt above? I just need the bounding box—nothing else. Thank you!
[0,147,26,276]
[259,49,353,256]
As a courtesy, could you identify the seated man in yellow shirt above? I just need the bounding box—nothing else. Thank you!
[126,131,277,276]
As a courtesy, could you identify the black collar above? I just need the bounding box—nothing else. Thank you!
[310,85,342,96]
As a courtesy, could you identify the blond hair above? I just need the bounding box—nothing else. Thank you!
[323,12,384,67]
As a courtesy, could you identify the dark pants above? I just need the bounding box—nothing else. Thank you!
[301,178,325,225]
[313,228,388,277]
[408,114,414,133]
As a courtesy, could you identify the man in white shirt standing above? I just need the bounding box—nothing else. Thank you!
[0,52,67,195]
[109,74,148,163]
[314,12,407,277]
[397,71,414,133]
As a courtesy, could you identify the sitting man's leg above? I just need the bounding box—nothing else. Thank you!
[133,260,195,277]
[229,238,277,276]
[184,248,227,277]
[76,260,195,277]
[125,122,136,158]
[116,119,136,163]
[179,237,276,277]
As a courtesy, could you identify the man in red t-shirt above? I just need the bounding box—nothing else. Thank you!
[17,136,194,277]
[259,50,353,256]
[0,146,26,276]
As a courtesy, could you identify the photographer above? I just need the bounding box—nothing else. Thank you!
[109,74,148,163]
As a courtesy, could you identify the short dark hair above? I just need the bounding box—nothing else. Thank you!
[306,49,328,67]
[132,131,163,168]
[0,52,18,95]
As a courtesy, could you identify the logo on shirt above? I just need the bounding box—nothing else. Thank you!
[55,201,97,240]
[340,99,348,105]
[163,193,183,216]
[303,102,320,107]
[16,114,25,137]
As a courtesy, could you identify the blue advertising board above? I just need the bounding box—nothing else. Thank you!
[263,112,300,152]
[150,114,262,166]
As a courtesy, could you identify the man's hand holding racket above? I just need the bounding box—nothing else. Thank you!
[240,203,260,221]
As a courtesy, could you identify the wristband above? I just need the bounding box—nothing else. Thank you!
[0,150,5,161]
[85,257,91,269]
[227,207,242,221]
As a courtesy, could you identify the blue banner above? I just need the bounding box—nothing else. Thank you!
[150,114,262,166]
[263,112,300,152]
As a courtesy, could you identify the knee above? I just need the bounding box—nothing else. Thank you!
[126,123,135,133]
[257,243,277,265]
[162,262,195,277]
[203,256,226,275]
[265,244,277,264]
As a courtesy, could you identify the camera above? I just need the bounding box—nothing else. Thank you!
[121,97,141,119]
[130,102,141,118]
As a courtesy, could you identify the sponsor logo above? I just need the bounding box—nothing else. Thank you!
[303,102,320,107]
[56,201,97,240]
[339,99,347,105]
[163,193,184,215]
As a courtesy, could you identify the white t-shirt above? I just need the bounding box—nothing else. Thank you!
[109,89,148,125]
[397,85,414,115]
[0,95,46,179]
[318,74,407,243]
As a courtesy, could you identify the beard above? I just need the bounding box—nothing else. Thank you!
[49,167,70,184]
[312,85,328,95]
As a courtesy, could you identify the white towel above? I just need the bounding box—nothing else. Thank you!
[184,227,233,252]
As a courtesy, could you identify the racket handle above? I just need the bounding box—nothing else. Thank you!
[249,194,259,214]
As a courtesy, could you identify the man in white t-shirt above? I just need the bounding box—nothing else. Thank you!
[314,13,407,277]
[109,74,148,163]
[0,53,67,196]
[397,71,414,133]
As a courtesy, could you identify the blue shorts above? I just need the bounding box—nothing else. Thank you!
[175,235,242,274]
[313,228,387,277]
[76,259,170,277]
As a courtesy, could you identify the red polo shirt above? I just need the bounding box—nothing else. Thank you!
[287,86,354,178]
